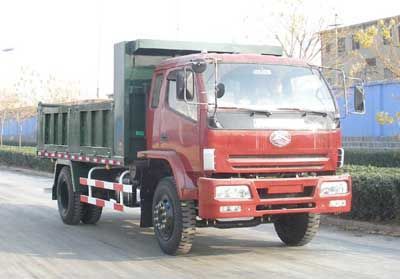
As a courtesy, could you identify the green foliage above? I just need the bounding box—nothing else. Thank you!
[342,165,400,221]
[0,148,53,172]
[376,111,398,125]
[0,145,36,155]
[345,149,400,168]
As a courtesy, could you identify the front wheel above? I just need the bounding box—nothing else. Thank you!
[274,213,320,246]
[152,177,196,255]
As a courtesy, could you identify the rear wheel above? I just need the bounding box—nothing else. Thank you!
[274,213,320,246]
[81,204,103,224]
[57,167,81,225]
[152,177,196,255]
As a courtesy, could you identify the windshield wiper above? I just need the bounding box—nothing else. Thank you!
[219,106,272,117]
[276,107,328,117]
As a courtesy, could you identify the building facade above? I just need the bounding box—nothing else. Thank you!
[320,15,400,86]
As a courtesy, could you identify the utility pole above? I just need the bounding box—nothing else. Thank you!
[328,14,342,85]
[334,14,339,72]
[96,1,103,99]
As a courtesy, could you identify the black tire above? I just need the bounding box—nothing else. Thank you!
[81,204,103,224]
[56,166,82,225]
[152,177,196,255]
[274,213,320,246]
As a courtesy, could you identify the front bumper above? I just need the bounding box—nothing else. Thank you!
[198,174,351,219]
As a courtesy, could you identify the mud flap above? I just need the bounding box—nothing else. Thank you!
[140,186,153,227]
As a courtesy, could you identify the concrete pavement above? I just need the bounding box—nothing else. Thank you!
[0,167,399,278]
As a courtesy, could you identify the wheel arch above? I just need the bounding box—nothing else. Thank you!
[52,160,91,200]
[138,150,198,200]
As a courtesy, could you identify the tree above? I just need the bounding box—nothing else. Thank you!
[354,18,400,79]
[0,66,80,147]
[4,106,36,148]
[271,0,328,63]
[352,17,400,131]
[13,66,80,107]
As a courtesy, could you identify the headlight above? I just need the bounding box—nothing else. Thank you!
[320,181,348,196]
[215,185,251,200]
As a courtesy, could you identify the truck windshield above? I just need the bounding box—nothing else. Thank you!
[203,63,336,113]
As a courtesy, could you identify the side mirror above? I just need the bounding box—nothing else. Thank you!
[176,71,185,100]
[176,69,195,101]
[353,85,365,114]
[216,83,225,98]
[191,59,207,73]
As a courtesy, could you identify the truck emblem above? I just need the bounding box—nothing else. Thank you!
[270,131,291,147]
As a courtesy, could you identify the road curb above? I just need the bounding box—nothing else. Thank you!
[321,215,400,237]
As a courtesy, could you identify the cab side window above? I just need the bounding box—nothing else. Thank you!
[151,74,164,108]
[167,70,197,121]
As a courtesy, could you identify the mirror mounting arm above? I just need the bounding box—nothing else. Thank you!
[308,64,351,116]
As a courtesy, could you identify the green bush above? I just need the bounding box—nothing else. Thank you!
[345,149,400,167]
[342,165,400,221]
[0,149,53,173]
[0,145,36,155]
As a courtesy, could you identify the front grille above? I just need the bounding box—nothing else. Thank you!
[257,186,314,199]
[228,154,329,171]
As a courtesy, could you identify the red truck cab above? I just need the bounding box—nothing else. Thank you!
[139,51,363,253]
[143,53,351,208]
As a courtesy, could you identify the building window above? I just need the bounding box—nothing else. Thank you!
[338,37,346,53]
[384,68,394,79]
[325,43,332,53]
[398,25,400,43]
[352,35,360,50]
[383,28,393,45]
[366,58,377,67]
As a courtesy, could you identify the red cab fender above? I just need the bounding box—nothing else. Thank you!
[138,150,198,200]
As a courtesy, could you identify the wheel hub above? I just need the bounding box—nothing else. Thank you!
[154,196,174,240]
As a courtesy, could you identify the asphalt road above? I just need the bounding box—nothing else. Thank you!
[0,167,399,279]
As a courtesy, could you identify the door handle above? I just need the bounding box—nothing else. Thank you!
[160,133,168,142]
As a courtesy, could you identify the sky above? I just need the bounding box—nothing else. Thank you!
[1,0,399,99]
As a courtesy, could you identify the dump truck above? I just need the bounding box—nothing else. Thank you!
[37,39,365,255]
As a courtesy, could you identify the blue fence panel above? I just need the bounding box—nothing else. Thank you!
[338,81,400,137]
[2,116,37,145]
[380,82,400,136]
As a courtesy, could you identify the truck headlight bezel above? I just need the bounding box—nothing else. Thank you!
[215,185,252,200]
[319,181,348,196]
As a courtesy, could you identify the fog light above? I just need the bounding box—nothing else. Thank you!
[220,205,241,213]
[320,181,348,196]
[215,185,251,200]
[329,200,346,207]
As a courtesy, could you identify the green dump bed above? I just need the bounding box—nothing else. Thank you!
[37,41,154,165]
[37,39,282,166]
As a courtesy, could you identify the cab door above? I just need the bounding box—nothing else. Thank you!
[159,69,201,173]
